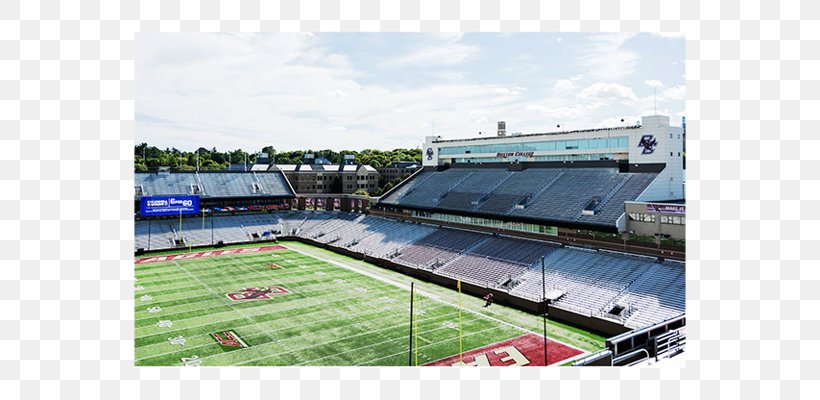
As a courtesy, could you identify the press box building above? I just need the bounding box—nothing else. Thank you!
[422,115,685,201]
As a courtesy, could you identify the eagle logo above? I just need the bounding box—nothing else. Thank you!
[637,135,658,154]
[226,286,288,301]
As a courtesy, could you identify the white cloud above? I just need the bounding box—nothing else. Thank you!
[575,33,639,81]
[135,33,684,152]
[525,103,599,120]
[660,85,685,100]
[553,74,584,92]
[645,79,664,88]
[554,79,574,91]
[326,89,349,99]
[577,83,638,101]
[491,86,527,96]
[598,116,642,128]
[380,34,480,69]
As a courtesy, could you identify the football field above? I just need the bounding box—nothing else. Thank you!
[134,243,599,366]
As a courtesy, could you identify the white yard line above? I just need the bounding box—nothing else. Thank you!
[284,244,589,355]
[134,266,376,320]
[358,325,507,366]
[134,251,315,282]
[135,282,401,339]
[294,316,494,366]
[134,252,367,314]
[136,298,458,362]
[135,260,323,286]
[227,313,484,366]
[136,244,592,366]
[134,275,380,323]
[171,260,279,346]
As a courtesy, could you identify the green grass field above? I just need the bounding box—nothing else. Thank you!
[134,242,604,366]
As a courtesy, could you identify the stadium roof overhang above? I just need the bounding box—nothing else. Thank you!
[373,202,622,234]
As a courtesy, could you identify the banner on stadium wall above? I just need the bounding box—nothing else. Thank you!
[646,204,685,214]
[140,195,200,217]
[333,198,340,210]
[496,151,534,158]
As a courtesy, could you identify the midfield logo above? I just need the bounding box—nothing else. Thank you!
[211,330,250,350]
[225,286,289,301]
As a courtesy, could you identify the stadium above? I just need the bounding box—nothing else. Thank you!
[134,115,686,367]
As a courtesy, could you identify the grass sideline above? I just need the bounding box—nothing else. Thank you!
[135,241,604,365]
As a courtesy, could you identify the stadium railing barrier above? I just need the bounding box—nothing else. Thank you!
[573,313,686,366]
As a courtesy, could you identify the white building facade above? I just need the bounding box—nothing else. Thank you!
[422,115,685,200]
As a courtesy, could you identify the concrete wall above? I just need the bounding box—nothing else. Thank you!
[624,201,686,241]
[631,116,685,201]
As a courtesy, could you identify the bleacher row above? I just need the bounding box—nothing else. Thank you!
[135,171,294,198]
[379,167,658,228]
[134,211,684,329]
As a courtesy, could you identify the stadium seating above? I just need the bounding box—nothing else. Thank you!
[254,172,292,195]
[435,170,513,211]
[137,173,197,197]
[511,249,654,312]
[436,236,559,287]
[349,220,437,258]
[134,211,684,330]
[395,228,489,268]
[135,171,294,198]
[614,262,686,329]
[390,169,475,208]
[379,166,658,228]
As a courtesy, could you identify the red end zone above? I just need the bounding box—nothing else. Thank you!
[424,333,583,366]
[135,245,287,265]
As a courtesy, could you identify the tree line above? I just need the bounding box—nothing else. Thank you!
[135,143,422,172]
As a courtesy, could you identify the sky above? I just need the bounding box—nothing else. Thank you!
[136,33,685,152]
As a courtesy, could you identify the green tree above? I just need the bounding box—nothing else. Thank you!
[261,146,276,162]
[134,144,422,171]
